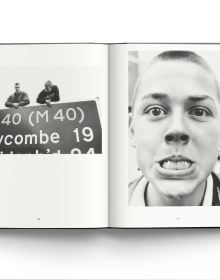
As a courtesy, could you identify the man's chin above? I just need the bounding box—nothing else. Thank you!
[152,179,200,200]
[148,163,204,199]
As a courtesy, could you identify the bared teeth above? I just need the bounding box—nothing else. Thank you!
[162,160,191,170]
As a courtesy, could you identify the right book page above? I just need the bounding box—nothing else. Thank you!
[109,43,220,228]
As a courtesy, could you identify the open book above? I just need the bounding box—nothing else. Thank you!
[1,43,220,228]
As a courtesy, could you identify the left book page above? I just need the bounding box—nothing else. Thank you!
[0,44,108,228]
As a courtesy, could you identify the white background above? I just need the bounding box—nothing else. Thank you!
[1,0,220,279]
[0,44,108,229]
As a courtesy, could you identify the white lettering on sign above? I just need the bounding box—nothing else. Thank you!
[72,127,94,143]
[0,130,61,146]
[0,101,101,154]
[54,109,65,122]
[71,147,95,154]
[36,110,49,124]
[0,107,86,127]
[1,113,21,126]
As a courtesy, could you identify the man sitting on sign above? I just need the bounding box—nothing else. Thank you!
[36,80,60,107]
[5,82,30,109]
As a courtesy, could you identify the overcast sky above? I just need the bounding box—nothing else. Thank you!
[0,44,104,109]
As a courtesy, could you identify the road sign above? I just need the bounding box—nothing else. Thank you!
[0,100,102,154]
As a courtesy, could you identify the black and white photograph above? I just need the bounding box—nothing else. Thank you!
[0,46,102,155]
[128,50,220,207]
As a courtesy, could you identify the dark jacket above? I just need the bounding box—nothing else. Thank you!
[36,85,60,104]
[5,91,30,108]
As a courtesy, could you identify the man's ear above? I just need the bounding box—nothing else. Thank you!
[128,112,136,148]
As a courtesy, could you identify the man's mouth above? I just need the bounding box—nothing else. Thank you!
[159,156,193,170]
[160,160,192,170]
[156,155,196,178]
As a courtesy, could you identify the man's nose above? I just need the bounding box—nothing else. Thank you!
[165,133,189,144]
[164,112,190,145]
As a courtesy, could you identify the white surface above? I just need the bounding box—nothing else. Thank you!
[1,228,220,279]
[1,0,220,279]
[0,44,108,228]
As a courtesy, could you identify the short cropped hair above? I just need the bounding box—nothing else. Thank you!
[153,50,212,70]
[14,82,20,87]
[45,80,53,87]
[132,50,220,111]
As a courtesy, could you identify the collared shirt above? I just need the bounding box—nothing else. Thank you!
[129,173,220,206]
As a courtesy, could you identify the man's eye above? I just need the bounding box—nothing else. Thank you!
[188,107,212,120]
[144,106,167,118]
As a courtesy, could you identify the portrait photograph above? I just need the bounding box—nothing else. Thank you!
[128,50,220,207]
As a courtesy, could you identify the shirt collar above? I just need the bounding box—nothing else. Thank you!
[202,174,213,206]
[130,174,214,206]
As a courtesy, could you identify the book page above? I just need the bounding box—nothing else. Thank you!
[0,44,108,228]
[109,43,220,227]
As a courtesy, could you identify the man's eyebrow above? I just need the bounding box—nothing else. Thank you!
[187,95,215,102]
[141,93,169,101]
[141,93,216,102]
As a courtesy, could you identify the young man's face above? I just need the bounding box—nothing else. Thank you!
[15,84,20,93]
[130,60,220,201]
[45,85,52,91]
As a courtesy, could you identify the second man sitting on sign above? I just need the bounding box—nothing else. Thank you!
[36,80,60,107]
[5,82,30,109]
